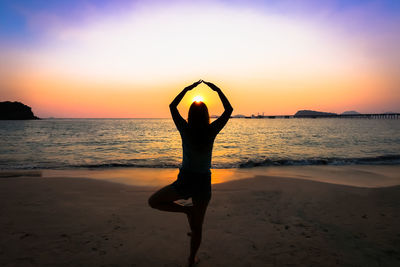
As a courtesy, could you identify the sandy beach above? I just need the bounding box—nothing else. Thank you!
[1,166,400,266]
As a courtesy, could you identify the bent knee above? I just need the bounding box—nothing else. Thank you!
[148,195,158,209]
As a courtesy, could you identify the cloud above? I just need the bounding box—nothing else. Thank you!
[6,2,376,84]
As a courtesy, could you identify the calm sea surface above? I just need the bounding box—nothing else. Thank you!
[1,118,400,170]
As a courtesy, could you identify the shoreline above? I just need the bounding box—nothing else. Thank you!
[1,164,400,188]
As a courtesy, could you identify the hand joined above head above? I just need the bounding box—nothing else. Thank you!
[185,80,202,91]
[184,79,221,92]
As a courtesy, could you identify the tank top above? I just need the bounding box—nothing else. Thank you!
[179,126,216,174]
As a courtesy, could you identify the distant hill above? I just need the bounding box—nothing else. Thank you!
[294,110,337,118]
[232,114,246,118]
[0,101,39,120]
[341,110,360,115]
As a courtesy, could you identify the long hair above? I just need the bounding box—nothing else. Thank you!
[187,101,210,129]
[187,102,211,147]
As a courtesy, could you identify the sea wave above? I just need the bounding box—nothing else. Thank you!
[2,154,399,170]
[237,154,400,168]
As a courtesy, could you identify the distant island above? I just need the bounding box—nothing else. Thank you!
[341,110,360,115]
[0,101,39,120]
[294,110,337,118]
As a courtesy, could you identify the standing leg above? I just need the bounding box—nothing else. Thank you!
[148,185,189,214]
[187,198,209,266]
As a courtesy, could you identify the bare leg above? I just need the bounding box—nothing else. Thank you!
[148,185,189,214]
[187,198,209,266]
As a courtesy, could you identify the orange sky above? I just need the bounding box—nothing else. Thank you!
[1,1,399,118]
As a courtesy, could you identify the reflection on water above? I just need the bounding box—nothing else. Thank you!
[42,168,248,186]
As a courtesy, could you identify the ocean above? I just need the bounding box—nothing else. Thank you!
[1,118,400,170]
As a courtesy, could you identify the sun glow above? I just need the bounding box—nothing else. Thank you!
[193,95,204,103]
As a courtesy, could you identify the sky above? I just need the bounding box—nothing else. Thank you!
[0,0,399,118]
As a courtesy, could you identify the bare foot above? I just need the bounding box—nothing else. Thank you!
[187,256,200,266]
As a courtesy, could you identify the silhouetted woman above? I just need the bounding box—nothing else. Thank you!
[148,80,233,266]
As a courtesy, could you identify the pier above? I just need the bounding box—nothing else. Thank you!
[240,113,400,119]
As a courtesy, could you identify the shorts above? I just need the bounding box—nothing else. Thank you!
[171,169,212,202]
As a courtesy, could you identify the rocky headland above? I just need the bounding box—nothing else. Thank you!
[0,101,39,120]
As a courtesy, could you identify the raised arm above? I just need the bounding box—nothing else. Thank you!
[170,80,202,130]
[203,81,233,134]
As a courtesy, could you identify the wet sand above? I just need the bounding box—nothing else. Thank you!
[1,166,400,266]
